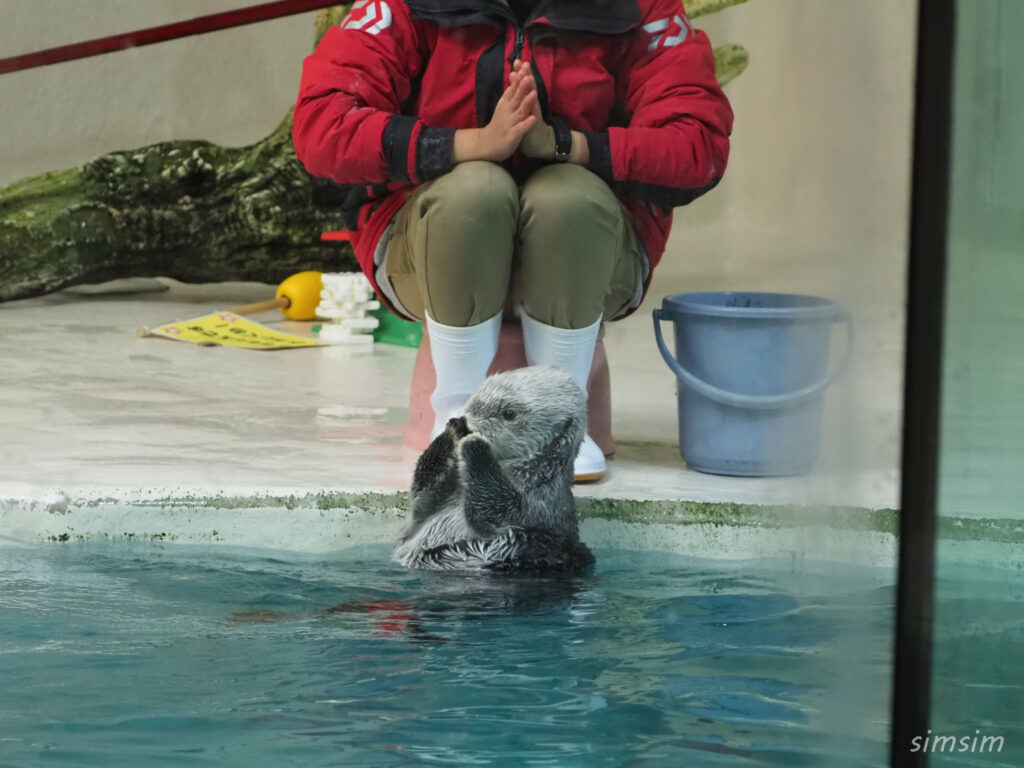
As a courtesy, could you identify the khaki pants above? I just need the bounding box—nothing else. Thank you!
[383,161,644,329]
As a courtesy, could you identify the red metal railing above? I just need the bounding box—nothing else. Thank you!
[0,0,336,76]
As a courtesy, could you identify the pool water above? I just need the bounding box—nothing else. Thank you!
[0,540,897,767]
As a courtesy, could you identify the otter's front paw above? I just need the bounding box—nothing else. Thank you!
[446,416,472,440]
[425,427,455,458]
[412,429,456,494]
[458,433,494,470]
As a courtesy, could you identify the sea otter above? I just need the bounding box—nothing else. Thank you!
[393,366,595,572]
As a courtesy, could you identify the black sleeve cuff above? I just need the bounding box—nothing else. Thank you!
[582,130,614,183]
[416,126,456,181]
[383,115,418,182]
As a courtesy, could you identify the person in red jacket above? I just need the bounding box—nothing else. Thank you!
[294,0,733,481]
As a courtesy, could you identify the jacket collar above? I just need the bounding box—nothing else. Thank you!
[404,0,641,36]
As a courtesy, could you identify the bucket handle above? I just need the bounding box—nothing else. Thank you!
[652,308,854,411]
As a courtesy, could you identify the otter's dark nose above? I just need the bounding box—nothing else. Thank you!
[447,416,471,439]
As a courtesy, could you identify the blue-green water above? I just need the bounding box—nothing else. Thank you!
[0,540,898,767]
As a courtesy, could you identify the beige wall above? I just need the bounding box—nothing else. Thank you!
[0,1,313,187]
[660,0,916,301]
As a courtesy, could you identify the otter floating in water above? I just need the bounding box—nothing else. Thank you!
[393,366,595,573]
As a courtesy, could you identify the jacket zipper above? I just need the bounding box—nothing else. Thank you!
[508,24,525,65]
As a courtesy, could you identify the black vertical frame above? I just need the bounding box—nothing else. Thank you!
[890,0,956,766]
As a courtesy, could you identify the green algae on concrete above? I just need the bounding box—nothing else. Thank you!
[118,490,410,515]
[11,491,1023,547]
[937,516,1024,545]
[576,497,900,536]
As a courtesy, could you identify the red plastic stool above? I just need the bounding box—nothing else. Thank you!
[403,322,615,454]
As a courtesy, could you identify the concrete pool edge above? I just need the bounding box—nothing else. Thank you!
[0,488,1019,568]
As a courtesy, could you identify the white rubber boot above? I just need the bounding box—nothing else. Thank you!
[426,311,503,440]
[520,312,606,482]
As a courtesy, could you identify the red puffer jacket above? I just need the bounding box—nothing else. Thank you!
[293,0,733,318]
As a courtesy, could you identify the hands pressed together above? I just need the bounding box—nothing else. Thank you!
[452,60,579,164]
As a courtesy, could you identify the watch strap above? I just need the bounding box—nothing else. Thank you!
[550,117,572,162]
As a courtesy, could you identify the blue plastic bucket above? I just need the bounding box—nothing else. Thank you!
[653,292,852,476]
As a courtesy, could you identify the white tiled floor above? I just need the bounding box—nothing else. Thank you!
[0,275,902,511]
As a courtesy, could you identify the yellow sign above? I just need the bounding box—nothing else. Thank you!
[143,312,320,350]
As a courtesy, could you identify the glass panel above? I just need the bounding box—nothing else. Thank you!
[930,0,1024,764]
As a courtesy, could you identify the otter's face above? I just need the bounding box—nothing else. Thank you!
[461,366,587,461]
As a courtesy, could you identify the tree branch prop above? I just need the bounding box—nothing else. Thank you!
[0,114,360,302]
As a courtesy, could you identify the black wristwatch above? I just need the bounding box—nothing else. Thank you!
[550,117,572,162]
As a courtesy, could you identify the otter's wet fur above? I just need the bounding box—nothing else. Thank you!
[393,366,595,572]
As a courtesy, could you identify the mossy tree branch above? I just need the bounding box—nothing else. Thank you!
[0,115,357,302]
[714,43,749,87]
